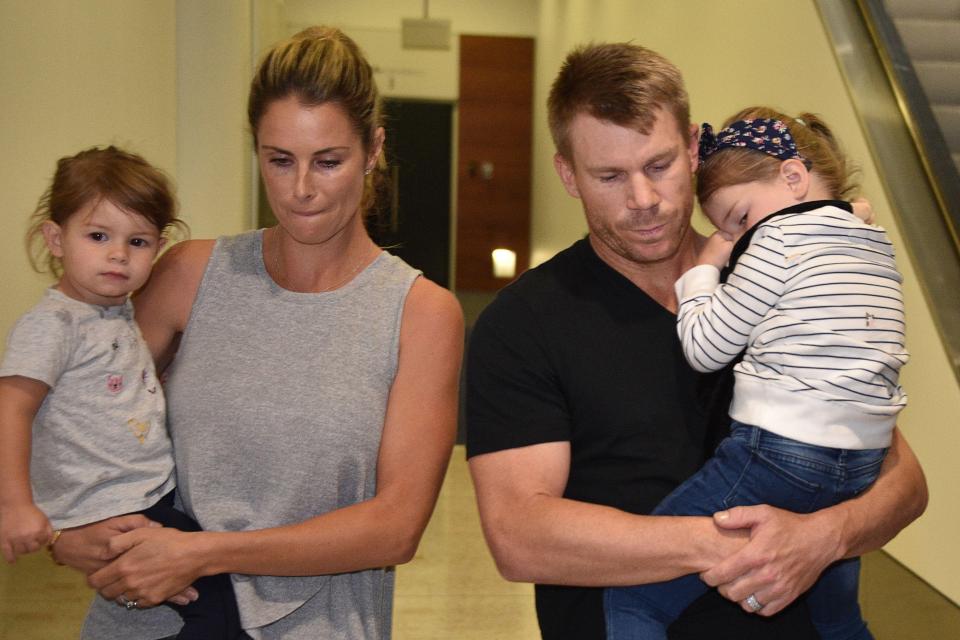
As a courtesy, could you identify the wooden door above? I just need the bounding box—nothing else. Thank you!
[456,35,534,291]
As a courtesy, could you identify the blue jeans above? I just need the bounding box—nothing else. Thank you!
[604,422,886,640]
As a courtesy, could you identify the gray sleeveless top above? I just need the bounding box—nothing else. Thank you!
[82,230,420,639]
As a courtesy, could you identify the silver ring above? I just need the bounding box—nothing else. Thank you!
[744,594,763,612]
[118,596,139,611]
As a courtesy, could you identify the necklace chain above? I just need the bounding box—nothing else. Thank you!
[272,229,375,292]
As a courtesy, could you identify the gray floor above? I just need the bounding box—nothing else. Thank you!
[861,550,960,638]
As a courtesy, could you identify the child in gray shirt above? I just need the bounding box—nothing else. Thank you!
[0,146,246,639]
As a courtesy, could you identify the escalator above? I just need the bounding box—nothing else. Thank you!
[886,0,960,178]
[816,0,960,383]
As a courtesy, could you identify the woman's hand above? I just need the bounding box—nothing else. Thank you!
[54,515,199,607]
[52,515,157,574]
[87,526,205,608]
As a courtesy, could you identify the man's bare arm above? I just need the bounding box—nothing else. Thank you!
[469,441,746,586]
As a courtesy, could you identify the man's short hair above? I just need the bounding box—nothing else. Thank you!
[547,42,690,159]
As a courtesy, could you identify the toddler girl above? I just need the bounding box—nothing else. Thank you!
[604,107,908,640]
[0,146,246,639]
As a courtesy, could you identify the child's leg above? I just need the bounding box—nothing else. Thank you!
[139,493,247,640]
[605,422,882,640]
[604,431,759,640]
[805,558,874,640]
[797,445,885,640]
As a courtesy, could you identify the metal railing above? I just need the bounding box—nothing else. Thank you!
[859,0,960,247]
[816,0,960,382]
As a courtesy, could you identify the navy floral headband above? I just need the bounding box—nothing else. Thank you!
[698,118,804,165]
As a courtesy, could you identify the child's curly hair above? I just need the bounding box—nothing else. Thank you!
[27,146,187,276]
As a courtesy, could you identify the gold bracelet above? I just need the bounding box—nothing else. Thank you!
[47,529,64,565]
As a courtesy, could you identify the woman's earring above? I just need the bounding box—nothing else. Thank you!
[364,167,372,175]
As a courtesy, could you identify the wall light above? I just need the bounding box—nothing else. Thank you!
[491,248,517,279]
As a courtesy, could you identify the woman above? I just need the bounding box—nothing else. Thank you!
[54,26,463,639]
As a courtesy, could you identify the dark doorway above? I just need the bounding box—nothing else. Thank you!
[375,99,453,288]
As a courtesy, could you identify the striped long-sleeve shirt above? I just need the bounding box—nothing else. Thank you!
[675,200,908,449]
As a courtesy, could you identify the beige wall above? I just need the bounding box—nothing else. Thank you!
[532,0,960,605]
[176,0,253,238]
[0,0,177,351]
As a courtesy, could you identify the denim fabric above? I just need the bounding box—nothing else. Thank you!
[604,422,886,640]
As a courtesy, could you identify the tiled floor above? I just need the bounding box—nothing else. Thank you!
[1,446,957,638]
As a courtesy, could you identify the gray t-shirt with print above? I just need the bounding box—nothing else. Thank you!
[0,288,174,529]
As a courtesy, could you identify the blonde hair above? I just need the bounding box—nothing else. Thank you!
[548,42,690,159]
[697,106,859,205]
[27,146,186,276]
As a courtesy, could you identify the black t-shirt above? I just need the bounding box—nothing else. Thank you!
[466,238,816,640]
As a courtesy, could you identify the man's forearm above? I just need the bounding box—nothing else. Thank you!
[831,427,927,559]
[486,494,745,587]
[469,444,748,587]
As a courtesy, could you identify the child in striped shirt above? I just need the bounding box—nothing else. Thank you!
[604,107,907,640]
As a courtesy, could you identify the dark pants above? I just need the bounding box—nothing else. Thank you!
[140,492,248,640]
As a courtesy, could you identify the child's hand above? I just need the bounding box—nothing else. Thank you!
[0,503,53,563]
[698,231,735,270]
[851,197,876,225]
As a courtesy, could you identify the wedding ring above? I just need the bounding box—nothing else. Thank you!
[744,593,763,612]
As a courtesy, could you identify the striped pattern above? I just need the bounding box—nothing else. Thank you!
[675,204,908,448]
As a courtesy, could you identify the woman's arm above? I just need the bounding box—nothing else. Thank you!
[88,277,464,607]
[134,240,214,370]
[0,376,53,562]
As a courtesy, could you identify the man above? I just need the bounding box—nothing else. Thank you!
[465,42,926,639]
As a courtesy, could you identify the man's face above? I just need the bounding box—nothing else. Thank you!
[555,109,698,269]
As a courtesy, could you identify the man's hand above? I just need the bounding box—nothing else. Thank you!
[700,505,842,615]
[0,503,53,563]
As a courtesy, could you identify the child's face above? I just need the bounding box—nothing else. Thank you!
[42,199,164,306]
[701,177,799,241]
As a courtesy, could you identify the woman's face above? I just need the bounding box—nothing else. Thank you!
[256,96,382,246]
